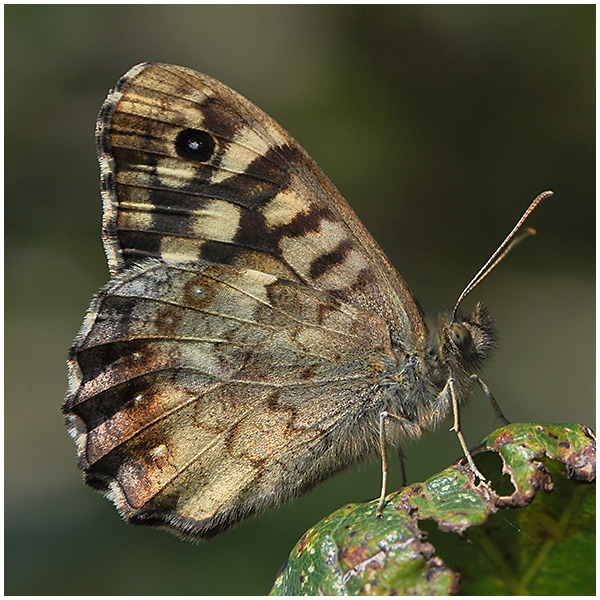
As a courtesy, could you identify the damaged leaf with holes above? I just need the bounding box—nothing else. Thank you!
[269,423,595,596]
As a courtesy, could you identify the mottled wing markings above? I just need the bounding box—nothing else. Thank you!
[63,62,505,540]
[98,63,426,344]
[64,62,440,540]
[65,260,396,536]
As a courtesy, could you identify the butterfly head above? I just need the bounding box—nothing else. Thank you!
[442,302,497,371]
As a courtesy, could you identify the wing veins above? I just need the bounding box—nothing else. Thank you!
[130,67,287,166]
[121,374,370,509]
[176,265,372,342]
[114,140,280,186]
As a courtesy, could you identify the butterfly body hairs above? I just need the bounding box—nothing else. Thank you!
[63,63,549,539]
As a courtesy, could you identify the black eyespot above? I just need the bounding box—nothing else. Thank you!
[449,323,473,354]
[175,129,216,162]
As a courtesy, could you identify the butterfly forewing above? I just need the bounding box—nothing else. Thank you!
[98,63,426,343]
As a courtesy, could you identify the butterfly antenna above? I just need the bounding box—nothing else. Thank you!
[452,190,553,321]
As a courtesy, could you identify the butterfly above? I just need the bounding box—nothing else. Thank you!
[63,63,549,540]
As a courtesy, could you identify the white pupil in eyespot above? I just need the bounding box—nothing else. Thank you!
[152,445,166,458]
[189,141,200,150]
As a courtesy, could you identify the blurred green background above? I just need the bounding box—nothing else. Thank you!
[5,5,594,595]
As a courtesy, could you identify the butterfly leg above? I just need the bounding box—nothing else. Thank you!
[397,445,407,488]
[469,374,510,425]
[447,378,488,485]
[376,411,410,516]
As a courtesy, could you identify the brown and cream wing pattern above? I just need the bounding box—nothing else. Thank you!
[65,258,398,538]
[98,62,425,343]
[63,63,427,539]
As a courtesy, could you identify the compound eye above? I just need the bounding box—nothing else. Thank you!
[449,323,473,353]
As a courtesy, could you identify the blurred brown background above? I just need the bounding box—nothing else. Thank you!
[5,5,594,595]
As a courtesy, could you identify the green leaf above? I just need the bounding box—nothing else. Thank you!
[269,423,595,596]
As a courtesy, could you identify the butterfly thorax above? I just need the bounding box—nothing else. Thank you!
[382,302,496,442]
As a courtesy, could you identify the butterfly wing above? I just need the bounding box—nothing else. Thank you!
[64,63,426,539]
[98,62,426,343]
[64,260,397,538]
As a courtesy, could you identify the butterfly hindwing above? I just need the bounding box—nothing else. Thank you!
[64,259,397,538]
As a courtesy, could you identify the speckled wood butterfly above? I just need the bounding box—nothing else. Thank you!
[63,63,550,540]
